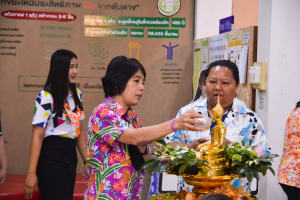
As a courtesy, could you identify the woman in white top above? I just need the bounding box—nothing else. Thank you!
[24,49,87,200]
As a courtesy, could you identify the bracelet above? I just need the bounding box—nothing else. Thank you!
[171,118,177,132]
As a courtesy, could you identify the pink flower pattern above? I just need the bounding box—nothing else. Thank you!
[278,107,300,188]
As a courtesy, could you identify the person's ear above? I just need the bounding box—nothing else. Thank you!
[235,82,240,94]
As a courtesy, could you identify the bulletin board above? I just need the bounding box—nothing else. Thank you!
[193,26,257,110]
[0,0,195,176]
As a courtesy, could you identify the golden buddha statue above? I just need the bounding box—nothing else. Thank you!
[208,95,226,151]
[196,95,226,156]
[191,96,230,177]
[180,96,242,194]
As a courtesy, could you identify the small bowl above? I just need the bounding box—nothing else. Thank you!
[195,116,212,130]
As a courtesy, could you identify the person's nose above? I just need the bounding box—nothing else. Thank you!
[140,83,144,91]
[215,81,222,90]
[74,67,78,74]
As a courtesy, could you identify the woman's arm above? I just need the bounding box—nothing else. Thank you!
[76,124,87,164]
[0,136,7,184]
[117,110,205,146]
[24,125,45,199]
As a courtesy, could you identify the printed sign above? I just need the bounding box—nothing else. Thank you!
[157,0,180,17]
[219,15,234,34]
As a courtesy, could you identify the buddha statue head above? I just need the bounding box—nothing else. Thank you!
[212,96,224,121]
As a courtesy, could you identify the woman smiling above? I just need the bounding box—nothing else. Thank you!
[84,56,204,200]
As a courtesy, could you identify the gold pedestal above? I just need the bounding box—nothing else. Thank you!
[180,143,243,194]
[182,174,243,194]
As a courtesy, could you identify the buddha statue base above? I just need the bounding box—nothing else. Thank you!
[182,174,243,194]
[180,141,243,194]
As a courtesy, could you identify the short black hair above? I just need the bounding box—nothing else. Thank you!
[102,56,146,98]
[198,193,233,200]
[296,101,300,108]
[204,60,240,85]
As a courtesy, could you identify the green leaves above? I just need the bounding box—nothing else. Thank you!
[236,167,245,175]
[178,164,189,175]
[155,138,167,147]
[141,139,209,175]
[225,142,279,182]
[269,167,275,175]
[142,159,156,169]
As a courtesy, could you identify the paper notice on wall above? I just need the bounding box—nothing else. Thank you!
[193,39,201,96]
[239,45,249,84]
[228,30,242,67]
[201,38,209,69]
[209,34,228,64]
[242,32,250,44]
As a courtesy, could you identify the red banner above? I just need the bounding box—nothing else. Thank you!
[1,10,77,21]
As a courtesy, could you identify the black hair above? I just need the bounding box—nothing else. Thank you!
[193,69,208,102]
[102,56,146,98]
[296,101,300,108]
[198,193,233,200]
[204,60,240,86]
[44,49,83,117]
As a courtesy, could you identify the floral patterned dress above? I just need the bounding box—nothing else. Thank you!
[278,107,300,188]
[84,97,145,200]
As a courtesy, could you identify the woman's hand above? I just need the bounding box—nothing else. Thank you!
[188,138,209,150]
[173,110,206,131]
[24,173,38,199]
[225,138,232,145]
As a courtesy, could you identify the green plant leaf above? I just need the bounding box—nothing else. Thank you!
[155,138,167,147]
[233,160,243,166]
[203,160,209,164]
[189,159,198,166]
[142,159,156,169]
[245,169,253,183]
[150,154,159,158]
[148,164,154,174]
[260,161,272,167]
[269,166,275,175]
[262,167,267,176]
[236,167,245,175]
[158,164,168,174]
[251,169,259,180]
[178,164,189,175]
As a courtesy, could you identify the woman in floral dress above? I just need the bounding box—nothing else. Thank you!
[278,101,300,200]
[84,56,204,200]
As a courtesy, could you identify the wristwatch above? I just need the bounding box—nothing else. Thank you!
[141,144,149,156]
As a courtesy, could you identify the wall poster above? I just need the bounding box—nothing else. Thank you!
[0,0,195,189]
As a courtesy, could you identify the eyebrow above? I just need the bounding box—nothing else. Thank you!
[208,77,231,81]
[133,75,143,78]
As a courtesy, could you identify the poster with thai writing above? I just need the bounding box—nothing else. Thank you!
[209,33,228,64]
[0,0,195,186]
[228,30,242,68]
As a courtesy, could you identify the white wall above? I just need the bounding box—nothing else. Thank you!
[256,0,300,200]
[194,0,232,40]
